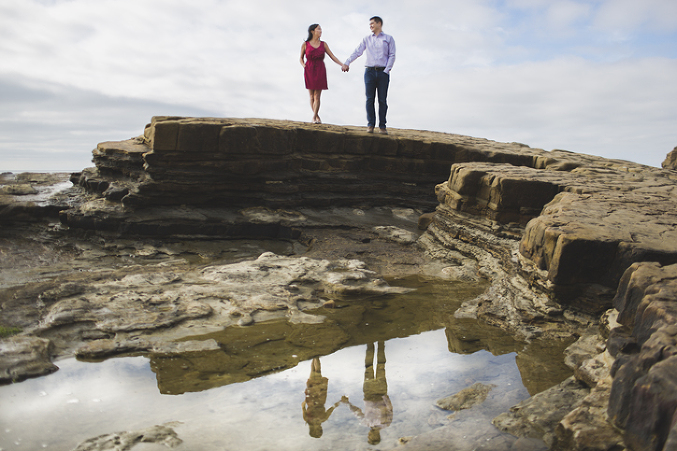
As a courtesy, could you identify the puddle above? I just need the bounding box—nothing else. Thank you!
[0,276,572,450]
[0,333,537,451]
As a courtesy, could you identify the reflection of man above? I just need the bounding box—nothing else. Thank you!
[302,358,340,438]
[342,341,393,445]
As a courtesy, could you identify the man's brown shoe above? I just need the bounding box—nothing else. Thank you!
[367,126,374,133]
[379,128,388,135]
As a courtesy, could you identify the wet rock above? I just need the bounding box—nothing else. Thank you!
[418,212,435,230]
[0,184,37,195]
[492,377,589,447]
[2,252,411,371]
[420,205,563,341]
[41,290,213,333]
[0,335,58,383]
[373,225,419,244]
[563,330,606,372]
[72,422,182,450]
[388,410,547,451]
[554,379,624,451]
[574,351,613,388]
[0,172,81,222]
[436,382,496,411]
[199,252,411,308]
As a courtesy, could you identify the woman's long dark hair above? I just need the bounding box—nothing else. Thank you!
[306,24,319,42]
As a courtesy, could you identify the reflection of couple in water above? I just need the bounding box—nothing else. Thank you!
[302,357,341,438]
[302,341,393,445]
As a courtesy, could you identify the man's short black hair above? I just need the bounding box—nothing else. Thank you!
[370,16,383,24]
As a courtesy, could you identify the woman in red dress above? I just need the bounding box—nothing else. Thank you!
[299,24,344,124]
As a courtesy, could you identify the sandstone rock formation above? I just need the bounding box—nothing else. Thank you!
[663,146,677,170]
[3,117,677,450]
[0,172,79,223]
[609,262,677,451]
[0,335,58,383]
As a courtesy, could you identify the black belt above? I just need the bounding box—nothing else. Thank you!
[367,67,385,71]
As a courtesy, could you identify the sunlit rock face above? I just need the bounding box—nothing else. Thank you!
[663,145,677,170]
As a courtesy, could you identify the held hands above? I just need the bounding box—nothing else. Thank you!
[341,64,349,72]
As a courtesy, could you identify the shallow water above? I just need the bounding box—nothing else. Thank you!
[2,331,549,451]
[0,277,571,450]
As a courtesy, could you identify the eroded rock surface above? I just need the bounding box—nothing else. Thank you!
[0,172,82,222]
[609,262,677,451]
[10,251,413,364]
[0,335,58,383]
[2,118,677,450]
[663,146,677,170]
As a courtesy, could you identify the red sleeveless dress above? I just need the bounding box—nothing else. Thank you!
[304,41,328,90]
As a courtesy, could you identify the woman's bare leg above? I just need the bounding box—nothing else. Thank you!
[309,90,322,123]
[308,90,315,118]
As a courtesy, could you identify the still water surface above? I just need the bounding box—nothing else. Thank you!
[1,277,570,451]
[3,332,531,451]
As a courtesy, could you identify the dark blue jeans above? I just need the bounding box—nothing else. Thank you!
[364,68,390,129]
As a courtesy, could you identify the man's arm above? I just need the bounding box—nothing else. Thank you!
[344,37,367,67]
[384,35,396,74]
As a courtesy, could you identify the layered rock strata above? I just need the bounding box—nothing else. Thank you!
[3,117,677,450]
[67,118,677,302]
[64,117,596,235]
[663,146,677,170]
[0,172,80,222]
[64,118,677,450]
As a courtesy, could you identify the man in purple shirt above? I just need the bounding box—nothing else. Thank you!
[342,16,396,134]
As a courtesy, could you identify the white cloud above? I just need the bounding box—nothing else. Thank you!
[594,0,677,33]
[395,56,677,166]
[0,0,675,171]
[545,1,592,31]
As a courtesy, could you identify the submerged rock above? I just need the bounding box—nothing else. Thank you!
[493,377,590,448]
[436,382,496,411]
[72,423,183,451]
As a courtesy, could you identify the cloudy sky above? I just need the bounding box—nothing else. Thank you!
[1,0,676,171]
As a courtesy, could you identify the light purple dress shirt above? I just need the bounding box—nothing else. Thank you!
[345,32,396,74]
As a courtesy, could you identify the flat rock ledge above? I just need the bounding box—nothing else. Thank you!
[2,117,677,451]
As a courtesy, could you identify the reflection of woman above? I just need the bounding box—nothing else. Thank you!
[299,24,344,124]
[302,358,341,438]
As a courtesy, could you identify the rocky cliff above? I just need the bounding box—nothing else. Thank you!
[3,117,677,450]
